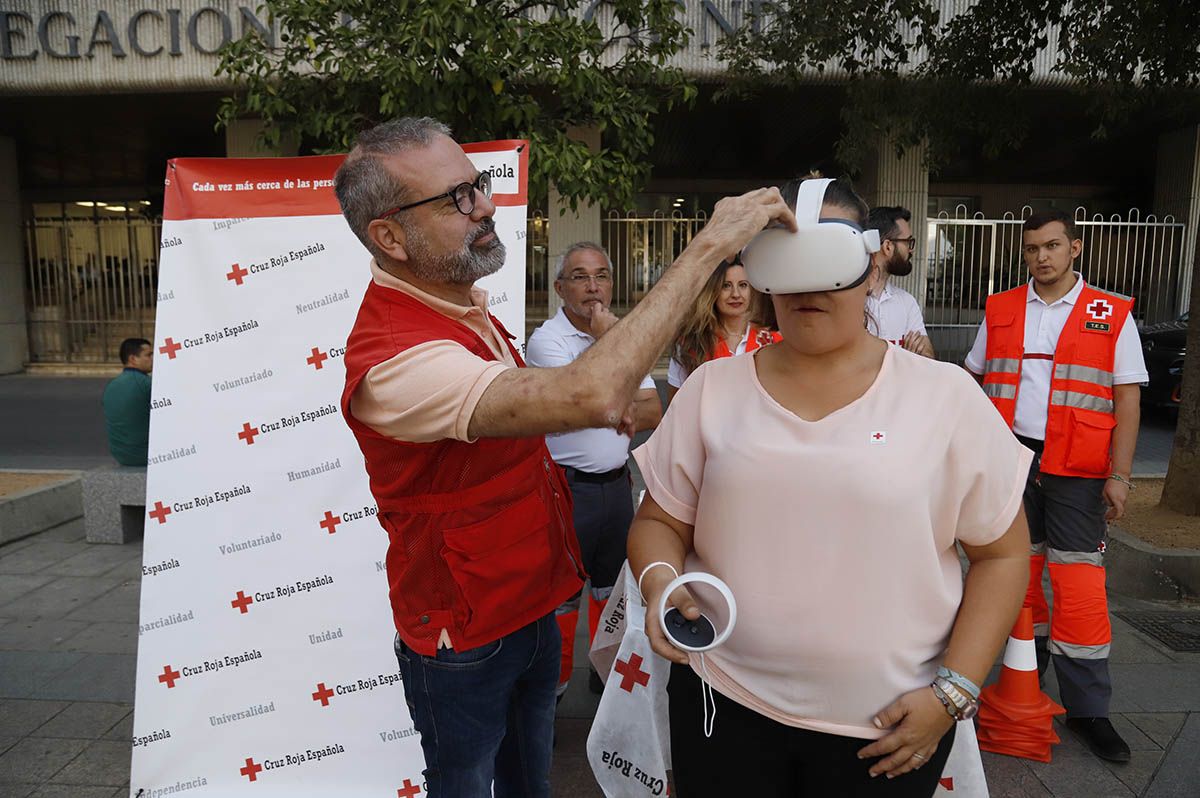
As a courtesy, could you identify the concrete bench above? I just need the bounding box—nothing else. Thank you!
[82,464,147,544]
[0,471,82,545]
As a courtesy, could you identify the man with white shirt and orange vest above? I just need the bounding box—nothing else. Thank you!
[526,241,662,697]
[965,208,1147,763]
[333,117,797,797]
[864,206,934,357]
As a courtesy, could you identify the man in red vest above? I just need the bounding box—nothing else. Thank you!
[965,209,1147,762]
[332,117,796,797]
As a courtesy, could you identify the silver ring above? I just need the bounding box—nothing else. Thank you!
[911,752,927,761]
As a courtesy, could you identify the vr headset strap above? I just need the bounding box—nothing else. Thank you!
[794,178,833,224]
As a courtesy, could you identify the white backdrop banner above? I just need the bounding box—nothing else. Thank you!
[130,141,529,796]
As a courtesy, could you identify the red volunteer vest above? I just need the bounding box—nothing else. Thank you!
[341,281,585,655]
[711,325,782,360]
[981,281,1132,478]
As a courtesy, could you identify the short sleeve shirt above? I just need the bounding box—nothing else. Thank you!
[866,282,927,345]
[633,347,1032,739]
[963,275,1148,440]
[349,262,517,444]
[525,309,655,472]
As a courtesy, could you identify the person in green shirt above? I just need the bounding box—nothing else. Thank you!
[102,338,154,466]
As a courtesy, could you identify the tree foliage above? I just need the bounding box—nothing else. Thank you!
[216,0,695,210]
[722,0,1200,514]
[719,0,1200,171]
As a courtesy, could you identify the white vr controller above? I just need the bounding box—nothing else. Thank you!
[740,177,880,294]
[656,572,737,654]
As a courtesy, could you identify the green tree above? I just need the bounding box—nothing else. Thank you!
[720,0,1200,514]
[216,0,695,211]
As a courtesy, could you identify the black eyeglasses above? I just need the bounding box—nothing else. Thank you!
[377,171,492,219]
[887,236,917,249]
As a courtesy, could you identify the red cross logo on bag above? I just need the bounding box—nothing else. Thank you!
[614,653,651,692]
[1085,299,1113,320]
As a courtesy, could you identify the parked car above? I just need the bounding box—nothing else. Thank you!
[1141,312,1188,415]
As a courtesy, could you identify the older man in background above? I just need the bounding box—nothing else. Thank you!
[526,241,662,698]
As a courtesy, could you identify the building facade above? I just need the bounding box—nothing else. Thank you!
[2,0,1198,370]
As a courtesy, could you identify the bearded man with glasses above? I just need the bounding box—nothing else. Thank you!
[865,206,934,358]
[333,117,796,798]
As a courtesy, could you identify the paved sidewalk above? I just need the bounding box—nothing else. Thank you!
[0,520,140,797]
[3,516,1199,796]
[0,374,1195,796]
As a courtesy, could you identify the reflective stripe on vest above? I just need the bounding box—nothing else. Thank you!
[985,357,1021,374]
[1050,390,1114,414]
[985,383,1017,400]
[1053,363,1114,387]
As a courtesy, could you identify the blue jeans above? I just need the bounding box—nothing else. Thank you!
[394,613,560,798]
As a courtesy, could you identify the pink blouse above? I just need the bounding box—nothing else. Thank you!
[633,346,1032,739]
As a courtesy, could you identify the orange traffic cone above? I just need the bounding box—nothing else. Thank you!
[976,606,1066,763]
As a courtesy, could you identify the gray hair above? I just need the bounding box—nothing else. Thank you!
[334,117,452,260]
[555,241,612,280]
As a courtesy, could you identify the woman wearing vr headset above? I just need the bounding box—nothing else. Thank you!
[629,177,1032,797]
[666,259,781,404]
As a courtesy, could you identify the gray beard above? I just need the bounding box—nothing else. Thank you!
[406,222,506,285]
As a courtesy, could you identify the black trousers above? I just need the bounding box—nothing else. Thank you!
[668,664,956,798]
[564,466,634,597]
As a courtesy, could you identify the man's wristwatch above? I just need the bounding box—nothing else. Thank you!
[931,677,979,721]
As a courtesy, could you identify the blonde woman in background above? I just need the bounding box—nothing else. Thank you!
[666,257,781,403]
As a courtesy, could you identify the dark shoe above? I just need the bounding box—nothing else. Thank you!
[1066,717,1131,762]
[589,668,605,695]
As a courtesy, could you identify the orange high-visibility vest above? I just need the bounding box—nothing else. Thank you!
[711,325,782,359]
[981,281,1132,479]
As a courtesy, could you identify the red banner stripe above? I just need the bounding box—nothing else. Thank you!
[163,156,345,220]
[163,140,529,220]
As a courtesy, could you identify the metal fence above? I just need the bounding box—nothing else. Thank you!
[525,210,550,320]
[24,217,161,364]
[924,206,1189,362]
[523,211,709,320]
[22,207,1189,365]
[601,211,709,313]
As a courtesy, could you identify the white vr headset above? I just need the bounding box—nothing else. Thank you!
[740,178,880,294]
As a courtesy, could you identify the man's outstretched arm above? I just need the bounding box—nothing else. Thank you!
[468,189,797,439]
